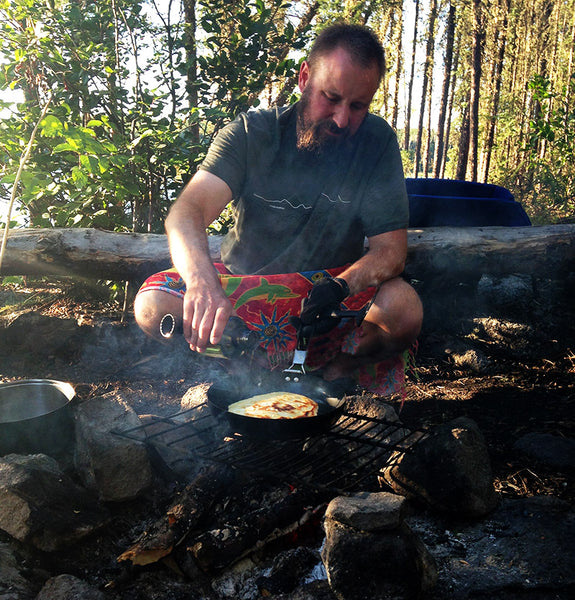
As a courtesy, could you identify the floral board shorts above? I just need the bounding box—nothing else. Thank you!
[137,263,416,398]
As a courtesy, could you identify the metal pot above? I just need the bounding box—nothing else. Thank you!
[0,379,76,457]
[207,370,347,440]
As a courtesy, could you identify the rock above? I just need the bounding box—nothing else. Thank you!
[322,517,437,600]
[343,396,402,423]
[271,579,337,600]
[256,546,322,596]
[74,391,154,501]
[324,492,406,532]
[477,274,534,313]
[0,541,36,599]
[136,412,216,483]
[0,454,109,551]
[180,382,211,413]
[380,417,499,518]
[0,311,89,359]
[35,574,105,600]
[514,432,575,472]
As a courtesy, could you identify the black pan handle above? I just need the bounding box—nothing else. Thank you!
[329,307,369,326]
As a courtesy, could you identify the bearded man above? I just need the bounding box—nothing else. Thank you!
[134,23,423,391]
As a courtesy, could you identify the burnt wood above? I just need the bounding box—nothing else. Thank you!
[187,487,324,572]
[1,225,574,281]
[117,464,235,566]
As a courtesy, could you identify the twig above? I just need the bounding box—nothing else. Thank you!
[0,92,53,274]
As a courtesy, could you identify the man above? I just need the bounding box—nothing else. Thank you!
[135,23,422,385]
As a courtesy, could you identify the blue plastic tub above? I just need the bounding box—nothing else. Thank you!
[406,178,531,227]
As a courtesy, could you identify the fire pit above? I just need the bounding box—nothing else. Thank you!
[0,274,574,599]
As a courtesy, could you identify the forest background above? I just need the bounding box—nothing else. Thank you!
[1,0,574,242]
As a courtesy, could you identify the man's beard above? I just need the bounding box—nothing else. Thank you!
[296,87,350,153]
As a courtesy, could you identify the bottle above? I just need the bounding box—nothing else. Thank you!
[159,314,260,359]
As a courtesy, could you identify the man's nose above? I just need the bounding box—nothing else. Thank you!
[332,105,350,130]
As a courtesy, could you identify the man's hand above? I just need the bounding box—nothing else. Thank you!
[182,276,233,353]
[299,276,349,335]
[165,170,234,353]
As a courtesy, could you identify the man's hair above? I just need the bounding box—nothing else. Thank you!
[307,23,386,81]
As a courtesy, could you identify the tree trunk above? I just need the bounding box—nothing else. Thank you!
[433,2,456,178]
[273,0,319,107]
[413,0,438,178]
[391,8,403,131]
[565,12,575,119]
[188,488,322,572]
[403,0,420,151]
[183,0,199,167]
[118,465,236,566]
[2,226,574,282]
[422,87,433,178]
[468,0,484,181]
[537,0,555,161]
[482,0,509,184]
[456,97,470,181]
[441,32,461,178]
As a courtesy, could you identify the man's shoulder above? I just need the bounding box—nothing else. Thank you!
[236,105,295,134]
[362,113,396,137]
[356,114,399,155]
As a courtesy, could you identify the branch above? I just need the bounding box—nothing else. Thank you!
[0,92,53,273]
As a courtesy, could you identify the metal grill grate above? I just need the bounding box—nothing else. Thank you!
[118,402,428,494]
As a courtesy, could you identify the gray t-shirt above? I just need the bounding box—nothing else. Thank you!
[200,103,408,275]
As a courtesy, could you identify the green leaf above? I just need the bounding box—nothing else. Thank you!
[79,154,100,174]
[71,166,88,188]
[40,115,64,137]
[53,142,79,153]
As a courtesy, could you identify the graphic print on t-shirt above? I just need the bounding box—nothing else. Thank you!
[253,193,313,211]
[253,191,350,212]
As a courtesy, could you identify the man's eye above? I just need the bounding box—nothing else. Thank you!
[324,94,338,103]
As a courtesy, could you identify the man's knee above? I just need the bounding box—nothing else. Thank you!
[369,277,423,342]
[134,290,182,339]
[397,281,423,340]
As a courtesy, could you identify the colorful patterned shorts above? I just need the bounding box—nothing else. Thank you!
[137,263,411,397]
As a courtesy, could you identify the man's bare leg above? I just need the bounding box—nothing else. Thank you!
[135,277,422,377]
[321,277,423,381]
[134,290,184,341]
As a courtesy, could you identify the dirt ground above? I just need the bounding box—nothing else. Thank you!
[1,279,574,506]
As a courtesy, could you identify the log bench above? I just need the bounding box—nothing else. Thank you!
[1,225,574,282]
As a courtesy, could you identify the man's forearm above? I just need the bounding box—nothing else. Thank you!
[165,204,220,289]
[337,229,407,295]
[165,170,233,290]
[163,171,234,351]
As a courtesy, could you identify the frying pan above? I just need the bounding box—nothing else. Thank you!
[207,370,348,440]
[162,303,368,440]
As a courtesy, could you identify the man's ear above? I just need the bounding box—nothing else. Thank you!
[298,60,310,92]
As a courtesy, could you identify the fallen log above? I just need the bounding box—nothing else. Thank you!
[1,225,574,282]
[406,225,575,279]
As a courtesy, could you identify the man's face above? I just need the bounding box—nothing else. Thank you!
[296,46,380,152]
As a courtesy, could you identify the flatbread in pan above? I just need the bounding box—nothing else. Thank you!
[208,374,347,439]
[228,391,318,419]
